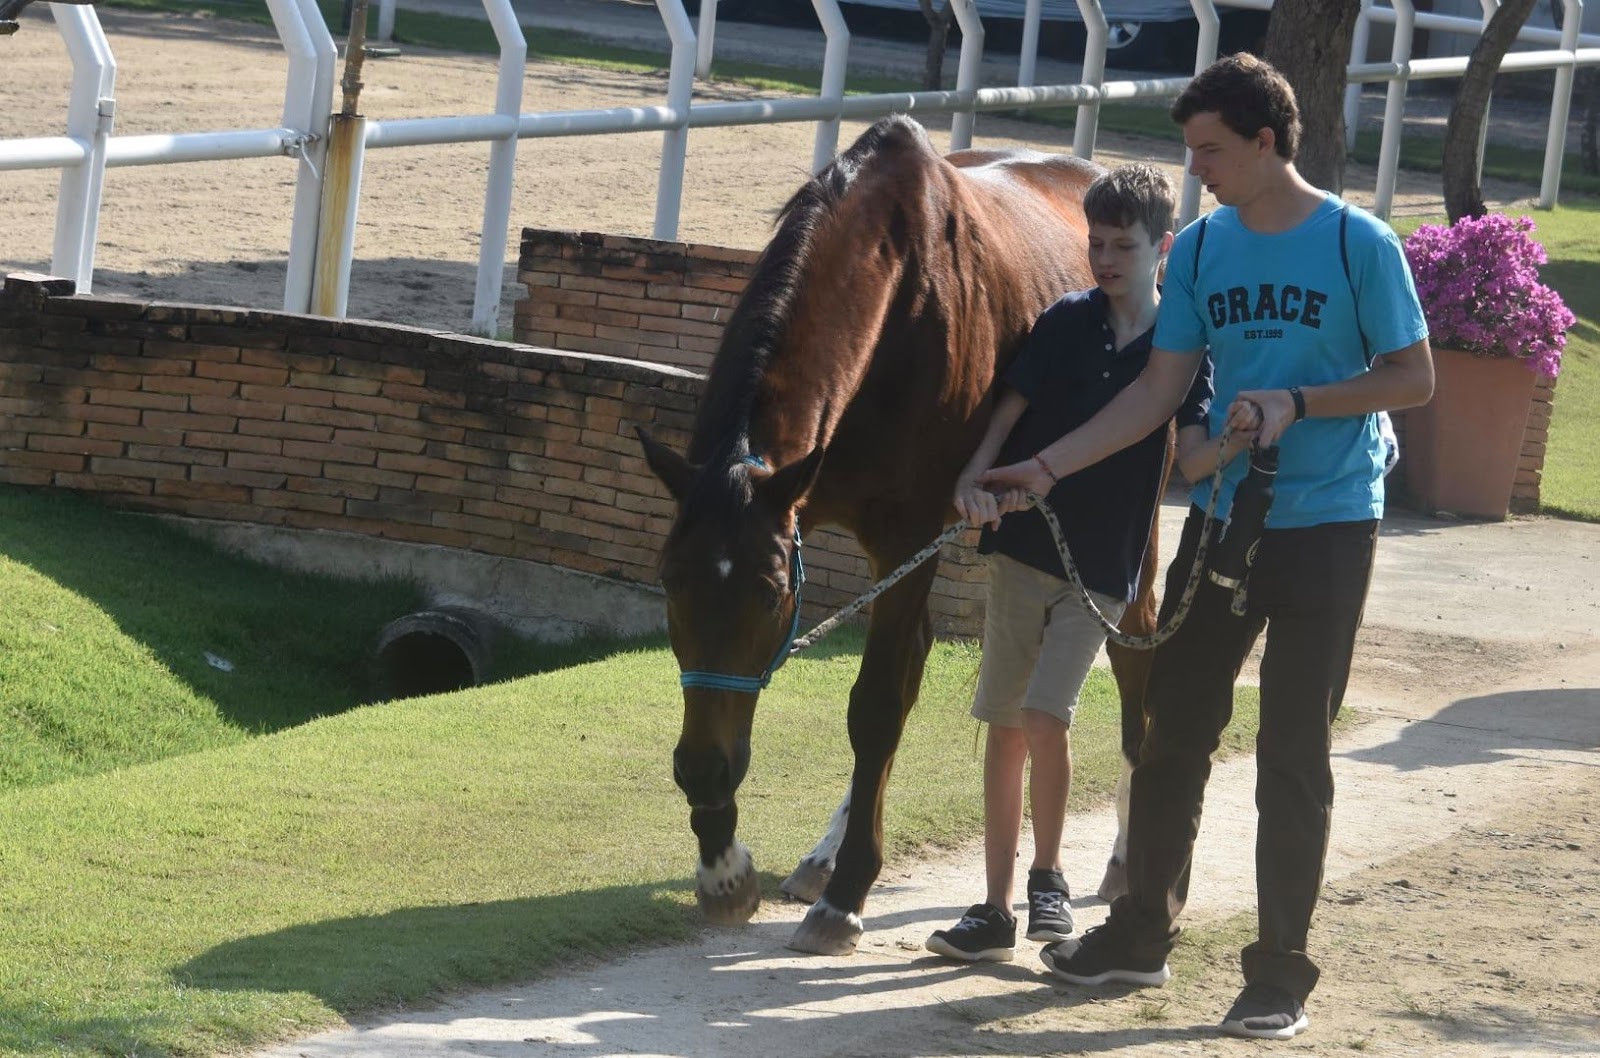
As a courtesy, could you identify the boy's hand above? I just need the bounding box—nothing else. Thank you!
[978,458,1052,498]
[954,479,1003,529]
[1231,390,1293,446]
[996,488,1032,517]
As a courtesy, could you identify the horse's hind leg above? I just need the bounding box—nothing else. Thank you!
[1103,638,1153,902]
[781,793,848,904]
[1100,434,1173,902]
[788,554,939,956]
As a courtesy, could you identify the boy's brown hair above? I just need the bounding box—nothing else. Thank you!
[1170,52,1301,161]
[1082,163,1176,246]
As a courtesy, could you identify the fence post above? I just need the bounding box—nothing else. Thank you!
[1073,0,1107,159]
[49,4,114,293]
[949,0,984,148]
[470,0,527,337]
[654,0,697,241]
[1344,0,1374,152]
[1374,0,1416,220]
[1179,0,1221,228]
[696,0,716,78]
[1540,0,1583,207]
[283,0,336,314]
[1019,0,1043,87]
[812,0,851,173]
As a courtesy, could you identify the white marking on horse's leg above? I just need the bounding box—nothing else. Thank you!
[805,793,851,866]
[697,839,760,924]
[698,840,753,898]
[1098,762,1133,902]
[781,793,848,903]
[1113,761,1132,863]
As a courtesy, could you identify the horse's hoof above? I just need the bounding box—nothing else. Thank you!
[779,857,833,904]
[785,899,863,955]
[1097,856,1128,903]
[696,841,761,925]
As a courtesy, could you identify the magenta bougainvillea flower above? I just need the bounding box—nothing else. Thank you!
[1403,214,1574,379]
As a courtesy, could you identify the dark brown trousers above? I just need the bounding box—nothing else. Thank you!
[1109,504,1378,1002]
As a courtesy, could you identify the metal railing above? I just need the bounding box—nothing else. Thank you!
[2,0,1595,337]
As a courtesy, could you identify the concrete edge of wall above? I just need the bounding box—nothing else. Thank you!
[162,515,667,644]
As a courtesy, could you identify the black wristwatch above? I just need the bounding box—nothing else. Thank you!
[1288,386,1307,422]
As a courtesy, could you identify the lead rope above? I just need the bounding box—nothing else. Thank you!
[788,432,1235,657]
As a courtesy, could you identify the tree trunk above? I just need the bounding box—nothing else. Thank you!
[1442,0,1538,222]
[918,0,954,92]
[1263,0,1362,193]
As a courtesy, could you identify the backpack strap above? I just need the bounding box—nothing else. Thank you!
[1193,214,1209,275]
[1340,203,1376,367]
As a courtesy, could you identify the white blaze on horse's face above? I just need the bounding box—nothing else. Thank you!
[716,557,733,579]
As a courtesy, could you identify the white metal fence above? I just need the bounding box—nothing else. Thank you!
[2,0,1596,336]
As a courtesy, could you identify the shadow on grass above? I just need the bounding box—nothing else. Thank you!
[0,486,650,735]
[165,879,1219,1058]
[171,882,700,1015]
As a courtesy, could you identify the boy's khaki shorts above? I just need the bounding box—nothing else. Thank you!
[971,553,1128,729]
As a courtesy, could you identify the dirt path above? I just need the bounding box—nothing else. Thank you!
[251,507,1600,1058]
[0,10,1547,336]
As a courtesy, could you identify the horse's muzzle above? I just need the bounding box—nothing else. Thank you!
[672,740,749,809]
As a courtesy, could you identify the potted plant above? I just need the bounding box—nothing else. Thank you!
[1401,214,1575,520]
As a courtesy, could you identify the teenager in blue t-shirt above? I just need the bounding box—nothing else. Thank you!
[980,55,1434,1040]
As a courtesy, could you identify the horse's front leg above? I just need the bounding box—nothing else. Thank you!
[691,803,761,924]
[787,556,939,955]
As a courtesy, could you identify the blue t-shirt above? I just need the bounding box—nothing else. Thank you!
[1154,195,1429,528]
[980,289,1211,602]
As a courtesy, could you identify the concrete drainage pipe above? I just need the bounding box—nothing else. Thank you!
[374,606,495,699]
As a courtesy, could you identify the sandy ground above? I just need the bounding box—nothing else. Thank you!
[0,9,1549,336]
[5,13,1599,1056]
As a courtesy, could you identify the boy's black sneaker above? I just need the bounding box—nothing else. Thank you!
[925,903,1016,962]
[1038,923,1172,986]
[1220,982,1310,1039]
[1025,867,1074,942]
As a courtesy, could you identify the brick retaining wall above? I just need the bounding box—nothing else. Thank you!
[513,229,759,374]
[0,273,986,637]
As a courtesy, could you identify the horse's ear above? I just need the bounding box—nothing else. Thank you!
[636,427,696,502]
[759,444,825,511]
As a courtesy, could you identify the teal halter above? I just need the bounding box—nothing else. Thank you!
[677,456,806,695]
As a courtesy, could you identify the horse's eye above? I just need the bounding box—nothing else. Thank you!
[761,582,784,614]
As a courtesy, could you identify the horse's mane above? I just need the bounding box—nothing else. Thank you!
[686,116,931,474]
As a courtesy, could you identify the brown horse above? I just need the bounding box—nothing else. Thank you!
[639,116,1163,955]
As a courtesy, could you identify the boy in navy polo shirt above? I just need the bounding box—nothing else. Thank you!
[981,55,1434,1040]
[925,164,1209,964]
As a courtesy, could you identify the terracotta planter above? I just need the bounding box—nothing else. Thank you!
[1402,347,1538,520]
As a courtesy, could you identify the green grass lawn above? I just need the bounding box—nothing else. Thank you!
[0,487,423,789]
[0,485,1265,1056]
[1526,202,1600,521]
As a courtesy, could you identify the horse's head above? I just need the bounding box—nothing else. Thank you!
[639,429,824,811]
